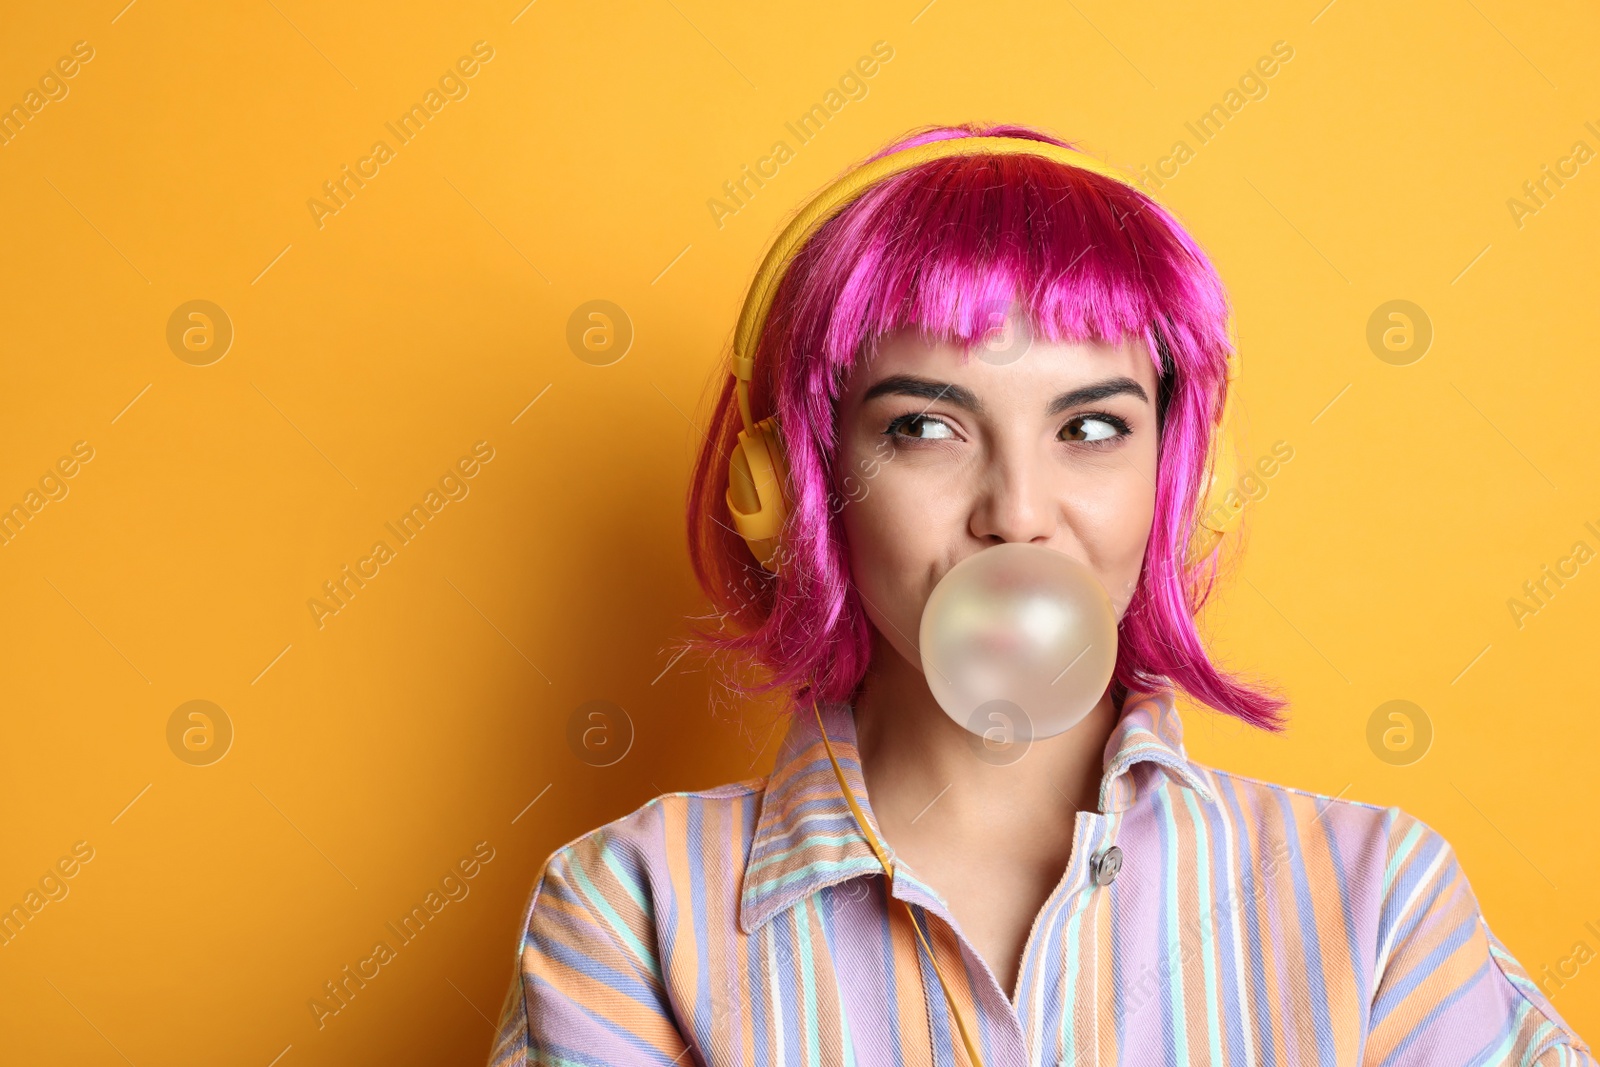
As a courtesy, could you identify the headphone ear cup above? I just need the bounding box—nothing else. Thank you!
[724,417,791,573]
[1185,334,1244,570]
[1186,428,1243,568]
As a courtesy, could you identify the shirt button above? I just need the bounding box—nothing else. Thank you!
[1091,845,1122,886]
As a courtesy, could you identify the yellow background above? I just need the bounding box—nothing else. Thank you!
[2,0,1597,1062]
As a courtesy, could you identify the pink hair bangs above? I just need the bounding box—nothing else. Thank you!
[683,122,1286,731]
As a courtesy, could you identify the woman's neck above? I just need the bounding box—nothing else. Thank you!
[849,633,1121,856]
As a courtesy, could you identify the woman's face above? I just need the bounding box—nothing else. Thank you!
[832,327,1162,674]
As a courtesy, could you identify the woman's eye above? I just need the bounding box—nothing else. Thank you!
[1061,414,1129,446]
[884,414,955,441]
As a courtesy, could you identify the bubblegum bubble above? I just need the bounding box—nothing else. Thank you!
[919,543,1118,739]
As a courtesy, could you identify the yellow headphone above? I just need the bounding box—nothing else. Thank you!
[723,135,1243,577]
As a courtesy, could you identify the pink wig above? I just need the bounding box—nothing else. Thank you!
[682,122,1287,731]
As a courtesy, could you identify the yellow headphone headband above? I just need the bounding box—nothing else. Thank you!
[724,135,1242,575]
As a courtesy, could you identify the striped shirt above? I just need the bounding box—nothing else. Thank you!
[487,688,1592,1066]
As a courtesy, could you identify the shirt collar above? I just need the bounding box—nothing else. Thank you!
[737,686,1214,935]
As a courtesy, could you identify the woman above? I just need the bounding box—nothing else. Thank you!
[487,124,1591,1066]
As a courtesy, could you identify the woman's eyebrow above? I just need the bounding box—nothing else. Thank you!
[861,374,1149,415]
[861,375,979,411]
[1045,376,1150,414]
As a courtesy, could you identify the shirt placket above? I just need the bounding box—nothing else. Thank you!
[884,808,1124,1067]
[1020,809,1118,1067]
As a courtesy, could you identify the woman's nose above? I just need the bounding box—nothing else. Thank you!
[968,448,1058,545]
